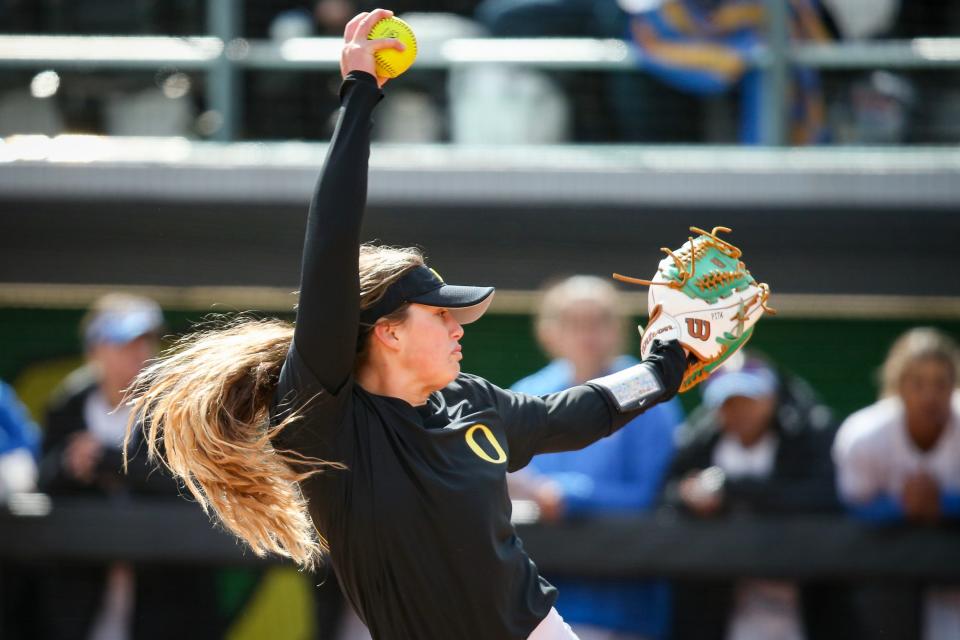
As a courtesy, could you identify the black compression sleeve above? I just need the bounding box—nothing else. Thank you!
[535,385,616,454]
[293,72,382,391]
[538,340,686,453]
[498,379,614,469]
[503,341,686,464]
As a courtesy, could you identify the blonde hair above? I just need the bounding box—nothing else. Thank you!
[356,244,425,364]
[359,243,424,306]
[535,275,626,360]
[880,327,959,398]
[124,244,426,569]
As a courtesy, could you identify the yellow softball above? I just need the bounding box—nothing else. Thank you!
[367,16,418,79]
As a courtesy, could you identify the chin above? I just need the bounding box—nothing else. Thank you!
[426,366,460,392]
[444,363,461,384]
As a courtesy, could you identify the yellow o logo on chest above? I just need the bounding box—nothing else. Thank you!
[465,424,507,464]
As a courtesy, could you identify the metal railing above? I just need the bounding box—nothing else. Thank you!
[2,0,960,143]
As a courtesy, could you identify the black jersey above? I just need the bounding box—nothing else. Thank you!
[271,71,681,640]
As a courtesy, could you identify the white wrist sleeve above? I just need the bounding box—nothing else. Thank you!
[588,363,663,412]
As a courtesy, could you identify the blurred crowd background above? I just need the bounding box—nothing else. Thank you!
[1,289,958,640]
[0,0,959,144]
[1,1,960,639]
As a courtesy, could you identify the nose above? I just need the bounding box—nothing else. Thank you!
[447,313,464,340]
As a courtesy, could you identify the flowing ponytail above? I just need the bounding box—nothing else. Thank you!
[124,243,426,569]
[124,317,341,569]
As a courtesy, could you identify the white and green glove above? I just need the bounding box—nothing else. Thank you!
[615,226,774,392]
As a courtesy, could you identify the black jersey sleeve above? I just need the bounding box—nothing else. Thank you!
[485,343,685,471]
[292,71,382,393]
[470,377,615,472]
[270,73,380,452]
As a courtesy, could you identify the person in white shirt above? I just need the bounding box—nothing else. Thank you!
[833,326,960,640]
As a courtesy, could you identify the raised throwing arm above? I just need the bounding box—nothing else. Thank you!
[292,10,404,392]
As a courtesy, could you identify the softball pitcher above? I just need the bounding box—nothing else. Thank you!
[126,10,689,639]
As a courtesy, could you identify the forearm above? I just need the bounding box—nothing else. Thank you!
[587,340,686,429]
[294,71,382,390]
[535,385,616,454]
[528,342,684,456]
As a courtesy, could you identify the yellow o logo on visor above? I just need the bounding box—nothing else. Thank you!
[465,424,507,464]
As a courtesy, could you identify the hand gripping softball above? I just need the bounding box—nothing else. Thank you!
[614,226,774,392]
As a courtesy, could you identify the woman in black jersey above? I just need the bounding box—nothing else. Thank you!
[126,10,686,640]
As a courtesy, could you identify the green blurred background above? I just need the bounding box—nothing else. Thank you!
[6,305,959,423]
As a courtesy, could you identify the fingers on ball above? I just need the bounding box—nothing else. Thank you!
[370,37,405,52]
[343,12,369,40]
[357,8,393,38]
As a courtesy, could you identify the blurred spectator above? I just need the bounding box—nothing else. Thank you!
[664,352,853,640]
[508,276,684,640]
[0,380,40,500]
[626,0,832,145]
[39,293,165,496]
[35,293,225,640]
[476,0,704,142]
[818,0,934,147]
[830,70,916,145]
[889,2,960,144]
[821,0,960,146]
[833,327,960,640]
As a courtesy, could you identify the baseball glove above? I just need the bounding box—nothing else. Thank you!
[614,226,774,392]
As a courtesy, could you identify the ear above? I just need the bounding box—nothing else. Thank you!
[371,321,402,352]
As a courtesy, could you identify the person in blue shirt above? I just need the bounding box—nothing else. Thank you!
[509,275,683,640]
[0,379,40,499]
[627,0,832,145]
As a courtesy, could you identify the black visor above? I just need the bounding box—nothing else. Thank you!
[359,266,495,326]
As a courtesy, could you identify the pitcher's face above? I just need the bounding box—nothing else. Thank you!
[393,304,465,390]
